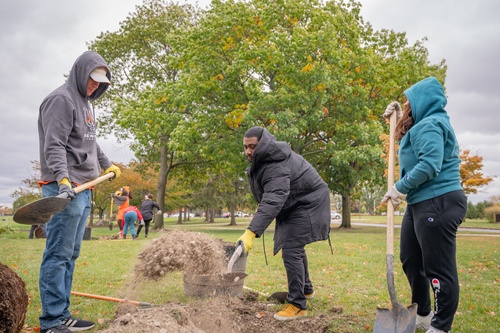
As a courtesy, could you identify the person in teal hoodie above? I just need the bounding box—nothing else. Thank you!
[382,77,467,333]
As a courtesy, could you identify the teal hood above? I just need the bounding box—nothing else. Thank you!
[395,77,463,204]
[404,77,447,124]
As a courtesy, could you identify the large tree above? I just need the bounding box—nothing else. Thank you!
[89,0,200,228]
[170,0,446,227]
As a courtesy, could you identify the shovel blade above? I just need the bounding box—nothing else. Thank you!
[373,303,418,333]
[13,196,70,225]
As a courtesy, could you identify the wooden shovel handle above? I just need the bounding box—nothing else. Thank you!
[73,172,115,195]
[386,111,397,256]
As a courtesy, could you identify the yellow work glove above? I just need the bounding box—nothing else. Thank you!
[237,229,256,253]
[105,164,121,180]
[58,178,75,200]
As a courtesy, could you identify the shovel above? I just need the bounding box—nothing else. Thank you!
[71,291,158,308]
[373,111,417,333]
[13,173,115,225]
[227,241,245,273]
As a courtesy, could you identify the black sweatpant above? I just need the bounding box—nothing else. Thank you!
[137,219,152,236]
[282,246,314,310]
[400,190,467,332]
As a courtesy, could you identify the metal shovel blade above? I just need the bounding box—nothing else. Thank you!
[13,195,70,225]
[13,173,115,225]
[227,242,244,273]
[373,302,417,333]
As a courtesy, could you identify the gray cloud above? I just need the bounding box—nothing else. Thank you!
[1,0,498,206]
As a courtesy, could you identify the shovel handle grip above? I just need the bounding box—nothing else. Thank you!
[73,173,115,195]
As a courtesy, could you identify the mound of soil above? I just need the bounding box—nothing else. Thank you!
[134,230,227,279]
[0,262,29,333]
[100,292,346,333]
[99,231,349,332]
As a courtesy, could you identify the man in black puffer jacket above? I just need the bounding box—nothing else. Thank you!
[237,126,331,321]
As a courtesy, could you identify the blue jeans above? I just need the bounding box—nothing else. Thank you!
[123,211,137,236]
[39,182,91,329]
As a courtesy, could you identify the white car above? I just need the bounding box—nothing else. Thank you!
[331,211,341,219]
[234,211,249,217]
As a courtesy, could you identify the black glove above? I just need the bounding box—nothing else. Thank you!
[58,178,76,200]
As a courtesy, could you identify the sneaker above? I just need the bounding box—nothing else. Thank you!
[62,316,95,331]
[145,234,148,238]
[132,235,137,240]
[426,327,448,333]
[305,291,315,299]
[273,304,307,321]
[41,325,72,333]
[416,312,433,331]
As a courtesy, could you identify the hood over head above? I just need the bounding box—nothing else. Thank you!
[67,50,111,100]
[404,77,447,124]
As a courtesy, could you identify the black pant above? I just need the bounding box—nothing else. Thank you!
[281,246,314,310]
[400,190,467,331]
[137,219,152,236]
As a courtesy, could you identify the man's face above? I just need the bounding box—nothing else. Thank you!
[86,77,100,97]
[243,137,259,163]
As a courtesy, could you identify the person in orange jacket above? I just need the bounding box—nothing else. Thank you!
[112,186,133,238]
[122,205,143,240]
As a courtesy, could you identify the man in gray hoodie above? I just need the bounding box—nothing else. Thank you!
[238,126,331,321]
[38,51,121,333]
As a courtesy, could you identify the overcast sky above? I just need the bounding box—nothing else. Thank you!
[1,0,499,207]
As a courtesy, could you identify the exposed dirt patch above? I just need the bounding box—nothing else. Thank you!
[100,292,350,333]
[98,231,350,332]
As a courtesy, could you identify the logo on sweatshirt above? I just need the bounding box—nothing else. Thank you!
[84,107,96,140]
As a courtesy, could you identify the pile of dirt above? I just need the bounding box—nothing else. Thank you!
[100,231,349,332]
[134,230,227,279]
[100,292,346,333]
[0,262,29,333]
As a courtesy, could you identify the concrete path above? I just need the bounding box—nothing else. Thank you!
[331,221,500,235]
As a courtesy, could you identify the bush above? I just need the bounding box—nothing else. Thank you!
[483,205,500,223]
[0,224,20,235]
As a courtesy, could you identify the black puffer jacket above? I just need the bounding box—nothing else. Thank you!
[246,128,331,255]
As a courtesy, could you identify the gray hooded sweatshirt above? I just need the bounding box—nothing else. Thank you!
[38,51,113,185]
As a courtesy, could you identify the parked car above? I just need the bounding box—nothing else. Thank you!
[222,212,231,218]
[331,211,341,219]
[234,211,249,217]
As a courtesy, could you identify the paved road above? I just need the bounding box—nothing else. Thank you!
[331,221,500,234]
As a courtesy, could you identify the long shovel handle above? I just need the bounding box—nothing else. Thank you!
[73,172,115,195]
[386,111,397,255]
[71,291,155,307]
[386,111,398,304]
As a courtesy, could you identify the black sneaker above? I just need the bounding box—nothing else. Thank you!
[40,325,72,333]
[61,316,95,331]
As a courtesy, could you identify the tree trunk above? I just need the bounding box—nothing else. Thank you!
[155,145,169,229]
[177,207,183,224]
[340,194,351,228]
[229,204,237,226]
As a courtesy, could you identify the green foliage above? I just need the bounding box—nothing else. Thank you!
[0,224,20,234]
[484,205,500,223]
[89,0,447,225]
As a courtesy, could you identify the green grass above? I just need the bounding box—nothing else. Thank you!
[1,215,499,332]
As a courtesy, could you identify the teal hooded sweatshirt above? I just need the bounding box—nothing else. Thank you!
[395,77,463,204]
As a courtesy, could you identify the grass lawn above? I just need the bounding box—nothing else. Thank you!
[1,215,498,332]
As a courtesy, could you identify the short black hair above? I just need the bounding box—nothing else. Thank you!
[244,126,264,140]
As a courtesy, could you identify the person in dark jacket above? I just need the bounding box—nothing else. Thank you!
[382,77,467,333]
[237,126,331,321]
[138,194,161,238]
[38,51,121,333]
